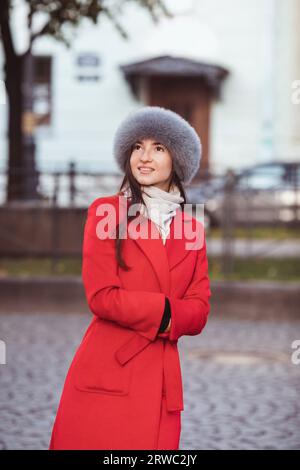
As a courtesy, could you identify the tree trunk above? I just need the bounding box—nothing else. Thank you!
[5,55,24,201]
[0,0,25,201]
[1,0,39,202]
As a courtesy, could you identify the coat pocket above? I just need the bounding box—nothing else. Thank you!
[73,320,134,396]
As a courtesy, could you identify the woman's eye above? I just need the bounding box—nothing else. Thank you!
[134,144,141,150]
[156,146,164,151]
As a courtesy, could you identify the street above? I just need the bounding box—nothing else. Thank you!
[0,312,299,450]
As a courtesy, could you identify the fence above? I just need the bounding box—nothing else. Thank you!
[0,163,299,280]
[0,163,123,207]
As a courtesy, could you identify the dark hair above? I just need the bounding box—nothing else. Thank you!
[115,145,187,270]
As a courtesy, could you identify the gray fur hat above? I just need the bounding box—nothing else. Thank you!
[113,106,202,184]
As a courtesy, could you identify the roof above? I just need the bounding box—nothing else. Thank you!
[119,55,229,98]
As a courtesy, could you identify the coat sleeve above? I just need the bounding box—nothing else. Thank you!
[167,229,211,342]
[81,197,166,342]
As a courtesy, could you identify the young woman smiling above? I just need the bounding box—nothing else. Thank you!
[49,106,211,450]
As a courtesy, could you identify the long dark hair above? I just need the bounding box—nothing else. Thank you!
[115,145,187,270]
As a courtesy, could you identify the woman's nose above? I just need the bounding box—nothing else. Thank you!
[140,149,152,161]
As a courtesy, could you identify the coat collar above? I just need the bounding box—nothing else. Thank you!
[116,192,198,297]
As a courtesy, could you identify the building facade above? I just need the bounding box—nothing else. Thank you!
[0,0,299,180]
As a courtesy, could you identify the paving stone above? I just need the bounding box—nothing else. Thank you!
[0,313,299,450]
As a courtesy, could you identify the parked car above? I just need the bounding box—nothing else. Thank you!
[186,161,300,229]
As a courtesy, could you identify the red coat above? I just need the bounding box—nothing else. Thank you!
[49,192,211,450]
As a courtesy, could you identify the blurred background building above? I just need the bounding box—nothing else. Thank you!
[0,0,300,452]
[1,0,299,180]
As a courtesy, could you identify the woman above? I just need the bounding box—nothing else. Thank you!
[48,106,211,450]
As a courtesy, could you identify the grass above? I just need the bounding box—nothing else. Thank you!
[0,257,82,278]
[0,256,300,282]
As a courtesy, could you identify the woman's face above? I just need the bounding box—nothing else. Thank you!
[130,138,173,191]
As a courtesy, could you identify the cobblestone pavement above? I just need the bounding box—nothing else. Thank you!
[0,312,299,450]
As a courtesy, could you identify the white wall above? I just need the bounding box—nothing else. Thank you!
[274,0,300,160]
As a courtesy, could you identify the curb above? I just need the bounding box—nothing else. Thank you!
[0,277,299,319]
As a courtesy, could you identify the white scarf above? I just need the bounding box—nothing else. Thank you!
[122,184,184,244]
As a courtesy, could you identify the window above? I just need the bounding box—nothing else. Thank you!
[75,53,101,81]
[33,55,52,126]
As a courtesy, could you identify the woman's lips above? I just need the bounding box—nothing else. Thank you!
[138,167,154,174]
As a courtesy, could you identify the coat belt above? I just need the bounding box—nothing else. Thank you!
[115,333,184,412]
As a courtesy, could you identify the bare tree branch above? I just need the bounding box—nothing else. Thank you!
[26,0,173,49]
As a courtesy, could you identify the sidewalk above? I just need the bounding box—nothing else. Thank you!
[0,312,299,449]
[0,277,299,319]
[207,238,300,258]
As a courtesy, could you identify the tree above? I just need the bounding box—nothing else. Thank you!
[0,0,172,201]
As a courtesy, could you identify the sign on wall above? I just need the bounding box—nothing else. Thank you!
[75,53,101,81]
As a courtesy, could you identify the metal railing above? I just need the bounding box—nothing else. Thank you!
[0,163,124,207]
[0,163,299,280]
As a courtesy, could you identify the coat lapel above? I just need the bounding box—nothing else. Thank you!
[127,212,171,295]
[115,193,196,411]
[117,193,198,294]
[165,207,195,271]
[127,202,196,295]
